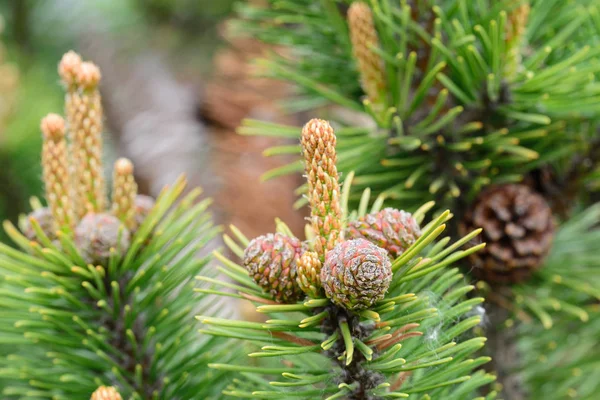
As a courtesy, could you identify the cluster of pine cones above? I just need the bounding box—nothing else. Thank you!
[243,207,421,310]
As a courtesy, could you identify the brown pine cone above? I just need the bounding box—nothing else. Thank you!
[461,184,555,284]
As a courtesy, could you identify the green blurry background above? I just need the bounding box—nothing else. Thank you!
[0,0,237,243]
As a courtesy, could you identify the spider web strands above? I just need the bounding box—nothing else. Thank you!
[198,183,493,399]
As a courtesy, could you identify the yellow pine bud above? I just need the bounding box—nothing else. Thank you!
[505,3,530,80]
[58,50,82,87]
[297,251,323,298]
[111,158,138,229]
[40,113,74,231]
[91,386,123,400]
[301,119,343,262]
[348,2,386,107]
[60,53,107,218]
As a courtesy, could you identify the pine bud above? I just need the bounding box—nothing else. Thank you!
[321,239,392,310]
[504,3,530,80]
[41,113,74,231]
[91,386,123,400]
[346,208,421,259]
[60,52,106,219]
[111,158,138,229]
[243,233,305,303]
[296,251,323,298]
[77,61,102,90]
[58,50,82,87]
[348,2,386,106]
[74,213,131,265]
[301,119,343,262]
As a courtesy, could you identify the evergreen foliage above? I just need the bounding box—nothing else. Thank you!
[200,119,496,399]
[228,1,600,398]
[0,52,231,399]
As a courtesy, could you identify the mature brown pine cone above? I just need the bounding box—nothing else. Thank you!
[243,233,305,303]
[346,208,421,259]
[461,184,555,284]
[321,238,392,310]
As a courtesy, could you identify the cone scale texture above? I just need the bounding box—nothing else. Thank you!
[461,184,554,284]
[321,238,392,310]
[346,208,422,259]
[74,213,131,265]
[243,233,305,303]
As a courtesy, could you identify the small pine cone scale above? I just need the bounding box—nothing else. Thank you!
[296,251,323,298]
[346,208,421,259]
[460,184,555,284]
[321,239,392,310]
[75,213,131,265]
[91,386,123,400]
[243,233,305,303]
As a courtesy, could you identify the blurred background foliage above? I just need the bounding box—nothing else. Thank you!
[0,0,238,244]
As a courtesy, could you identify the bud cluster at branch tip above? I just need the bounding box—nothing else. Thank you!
[301,118,343,263]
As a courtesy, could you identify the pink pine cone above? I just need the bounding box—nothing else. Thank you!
[21,207,57,242]
[75,213,131,265]
[243,233,305,303]
[346,208,421,259]
[321,238,392,310]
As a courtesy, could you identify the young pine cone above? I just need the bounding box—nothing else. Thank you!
[346,208,421,259]
[321,239,392,310]
[74,213,131,265]
[133,194,155,233]
[460,184,555,284]
[243,233,305,303]
[21,207,57,242]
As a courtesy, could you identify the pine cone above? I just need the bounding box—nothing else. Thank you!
[321,239,392,310]
[346,208,421,259]
[91,386,122,400]
[296,251,323,298]
[133,194,155,232]
[243,233,305,303]
[21,208,57,242]
[461,184,555,284]
[74,213,131,265]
